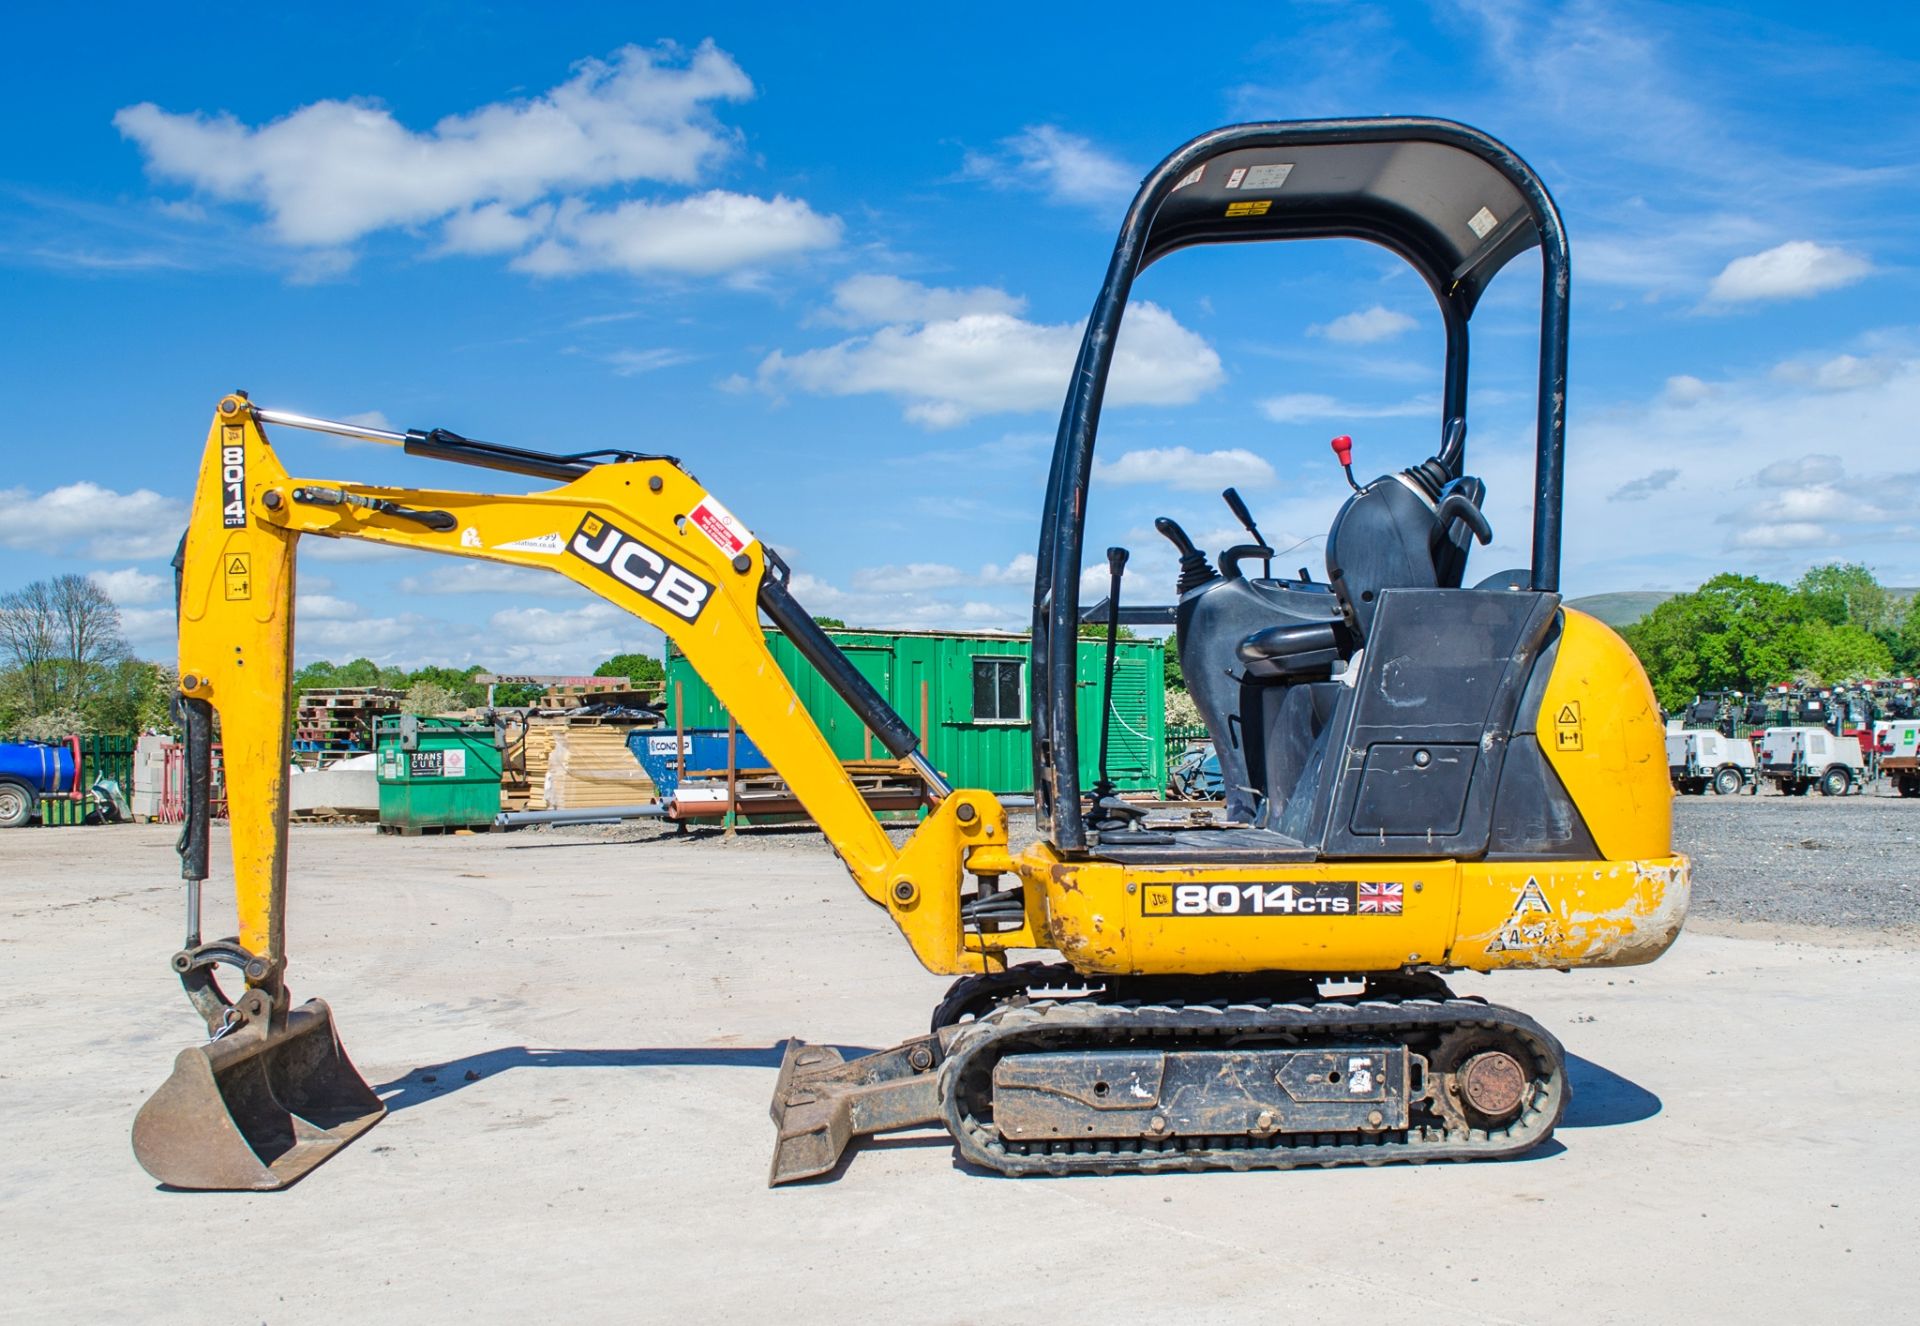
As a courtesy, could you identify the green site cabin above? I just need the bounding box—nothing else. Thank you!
[664,627,1167,796]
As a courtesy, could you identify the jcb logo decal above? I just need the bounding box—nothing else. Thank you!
[221,427,247,528]
[568,513,713,623]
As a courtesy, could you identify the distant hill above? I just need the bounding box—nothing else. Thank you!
[1567,591,1675,627]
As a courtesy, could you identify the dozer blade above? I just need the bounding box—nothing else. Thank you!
[132,998,384,1190]
[767,1034,949,1186]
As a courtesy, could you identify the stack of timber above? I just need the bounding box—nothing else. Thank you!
[674,759,924,821]
[294,687,403,769]
[499,714,658,813]
[544,720,657,809]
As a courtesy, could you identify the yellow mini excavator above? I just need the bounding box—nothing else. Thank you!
[133,118,1688,1191]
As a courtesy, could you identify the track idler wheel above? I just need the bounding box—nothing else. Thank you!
[1430,1026,1551,1133]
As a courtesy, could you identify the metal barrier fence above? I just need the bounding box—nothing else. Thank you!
[1165,724,1210,762]
[38,733,137,826]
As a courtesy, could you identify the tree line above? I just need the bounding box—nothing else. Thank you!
[293,651,665,714]
[0,575,174,738]
[1622,563,1919,710]
[0,571,671,739]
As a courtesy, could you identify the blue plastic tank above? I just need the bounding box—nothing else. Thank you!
[0,740,77,793]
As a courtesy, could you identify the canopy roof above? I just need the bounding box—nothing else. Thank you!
[1132,120,1553,316]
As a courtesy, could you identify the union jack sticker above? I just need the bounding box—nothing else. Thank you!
[1357,882,1404,915]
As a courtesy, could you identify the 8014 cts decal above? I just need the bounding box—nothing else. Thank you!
[567,512,713,622]
[1142,881,1404,917]
[221,426,247,528]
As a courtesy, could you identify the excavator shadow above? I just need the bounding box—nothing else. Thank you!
[1561,1053,1663,1129]
[373,1043,881,1113]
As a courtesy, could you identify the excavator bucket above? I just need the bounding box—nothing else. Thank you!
[132,999,383,1190]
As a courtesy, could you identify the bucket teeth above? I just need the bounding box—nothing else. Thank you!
[132,998,383,1191]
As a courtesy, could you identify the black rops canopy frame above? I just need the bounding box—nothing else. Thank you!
[1030,117,1572,852]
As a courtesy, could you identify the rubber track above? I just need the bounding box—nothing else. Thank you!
[937,996,1568,1177]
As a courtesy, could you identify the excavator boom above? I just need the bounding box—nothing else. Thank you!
[133,395,1030,1189]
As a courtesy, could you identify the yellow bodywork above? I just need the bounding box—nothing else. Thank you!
[182,397,1686,997]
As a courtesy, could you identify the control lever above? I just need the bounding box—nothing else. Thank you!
[1221,488,1271,579]
[1090,547,1128,807]
[1155,517,1218,596]
[1218,544,1276,581]
[1331,435,1361,492]
[1434,492,1493,545]
[1437,416,1466,476]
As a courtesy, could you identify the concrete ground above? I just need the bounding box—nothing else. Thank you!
[2,822,1916,1325]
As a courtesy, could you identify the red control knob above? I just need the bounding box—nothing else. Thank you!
[1330,434,1353,466]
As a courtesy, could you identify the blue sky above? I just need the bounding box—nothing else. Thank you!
[3,1,1916,670]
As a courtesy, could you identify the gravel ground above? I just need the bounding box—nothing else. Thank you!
[1675,793,1920,937]
[532,791,1920,940]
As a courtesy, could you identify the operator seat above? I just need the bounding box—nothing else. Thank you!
[1235,423,1491,827]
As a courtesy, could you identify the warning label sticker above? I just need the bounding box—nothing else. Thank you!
[688,495,754,559]
[1487,878,1554,952]
[1240,162,1294,190]
[1468,206,1500,239]
[1554,700,1583,752]
[1225,199,1272,218]
[223,553,252,602]
[1171,164,1205,191]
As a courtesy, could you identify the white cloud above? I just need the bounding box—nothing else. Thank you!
[604,347,698,376]
[1661,375,1713,406]
[1743,482,1881,524]
[1258,393,1436,423]
[0,482,186,559]
[849,553,1042,594]
[118,606,177,652]
[1311,306,1417,345]
[1755,454,1842,487]
[1770,353,1899,392]
[963,125,1136,207]
[822,274,1025,327]
[760,291,1222,428]
[117,42,754,247]
[851,563,968,592]
[1094,446,1277,492]
[510,191,841,277]
[1729,522,1842,550]
[1542,336,1920,590]
[297,593,361,620]
[89,566,168,605]
[781,570,1025,633]
[979,553,1037,585]
[441,202,555,255]
[1706,241,1871,304]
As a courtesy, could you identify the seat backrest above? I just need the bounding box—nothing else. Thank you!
[1324,477,1441,642]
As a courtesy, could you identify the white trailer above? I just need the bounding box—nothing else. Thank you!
[1874,719,1920,798]
[1758,726,1864,797]
[1666,729,1756,796]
